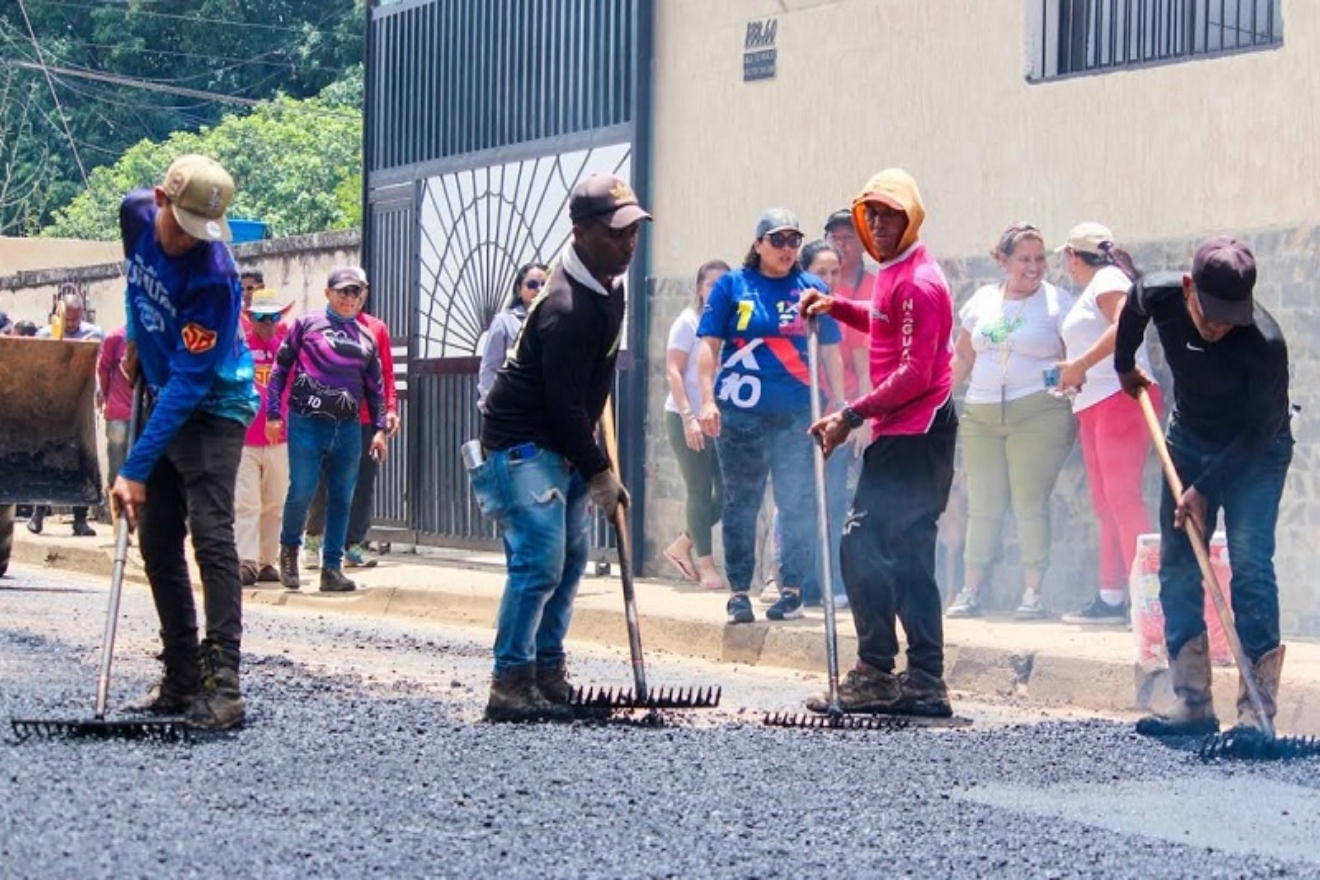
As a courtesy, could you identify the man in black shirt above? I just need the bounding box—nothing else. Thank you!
[472,173,650,723]
[1115,236,1292,737]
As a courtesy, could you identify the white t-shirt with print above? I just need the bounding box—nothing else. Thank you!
[961,281,1073,405]
[1060,265,1154,412]
[663,308,703,415]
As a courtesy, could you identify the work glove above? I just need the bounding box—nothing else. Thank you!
[589,469,630,520]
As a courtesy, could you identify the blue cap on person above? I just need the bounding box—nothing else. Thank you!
[755,208,800,239]
[1191,236,1256,327]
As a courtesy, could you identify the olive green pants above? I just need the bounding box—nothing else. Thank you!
[960,391,1076,573]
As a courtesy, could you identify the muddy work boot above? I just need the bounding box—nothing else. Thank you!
[319,567,357,593]
[888,668,954,718]
[279,545,301,590]
[187,641,246,730]
[485,665,573,724]
[806,663,900,714]
[1232,644,1285,733]
[536,662,573,705]
[1136,633,1219,737]
[123,647,201,715]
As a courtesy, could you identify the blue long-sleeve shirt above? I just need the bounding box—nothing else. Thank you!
[119,189,258,482]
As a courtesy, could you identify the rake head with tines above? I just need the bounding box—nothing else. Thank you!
[1198,728,1320,762]
[11,718,191,744]
[569,685,722,711]
[762,711,912,731]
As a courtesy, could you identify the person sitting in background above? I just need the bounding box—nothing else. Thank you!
[12,320,38,337]
[477,263,549,408]
[267,265,388,594]
[236,288,293,586]
[97,324,134,489]
[661,259,730,590]
[946,223,1076,620]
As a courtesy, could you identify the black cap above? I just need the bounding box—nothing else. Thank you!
[327,265,368,289]
[569,173,652,228]
[1191,236,1255,327]
[824,209,853,232]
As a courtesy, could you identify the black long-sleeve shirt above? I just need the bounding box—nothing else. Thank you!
[1114,270,1290,494]
[480,251,624,478]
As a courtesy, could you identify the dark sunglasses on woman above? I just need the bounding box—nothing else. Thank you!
[766,231,804,249]
[524,279,543,291]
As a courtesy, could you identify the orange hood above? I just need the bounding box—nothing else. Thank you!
[851,168,926,262]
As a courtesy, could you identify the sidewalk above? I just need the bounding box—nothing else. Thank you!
[11,522,1320,733]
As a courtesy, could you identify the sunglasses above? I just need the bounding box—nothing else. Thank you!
[250,312,282,323]
[333,285,365,298]
[765,231,804,249]
[524,279,543,291]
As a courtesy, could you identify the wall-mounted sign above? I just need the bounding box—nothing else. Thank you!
[743,17,777,82]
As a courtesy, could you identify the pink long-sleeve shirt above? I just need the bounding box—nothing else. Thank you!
[829,242,954,436]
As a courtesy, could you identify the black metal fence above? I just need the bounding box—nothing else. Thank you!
[1031,0,1283,80]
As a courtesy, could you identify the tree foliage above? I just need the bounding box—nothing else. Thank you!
[0,0,363,231]
[43,72,363,241]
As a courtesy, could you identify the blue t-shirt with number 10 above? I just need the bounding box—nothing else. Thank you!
[696,266,841,414]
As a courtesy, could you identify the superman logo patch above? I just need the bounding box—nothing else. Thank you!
[181,322,218,354]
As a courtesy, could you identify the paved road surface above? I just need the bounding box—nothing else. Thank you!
[2,564,1318,879]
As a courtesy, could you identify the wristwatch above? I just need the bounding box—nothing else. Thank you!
[841,406,865,430]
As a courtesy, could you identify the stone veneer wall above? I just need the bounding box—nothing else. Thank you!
[641,225,1320,637]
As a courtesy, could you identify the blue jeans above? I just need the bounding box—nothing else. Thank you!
[717,407,818,595]
[1159,418,1292,662]
[280,413,361,570]
[468,445,591,675]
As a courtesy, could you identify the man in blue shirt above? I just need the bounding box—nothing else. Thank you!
[112,154,258,731]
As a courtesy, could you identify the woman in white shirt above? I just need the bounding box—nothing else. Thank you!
[662,259,730,589]
[1054,223,1162,626]
[948,223,1077,620]
[476,262,548,408]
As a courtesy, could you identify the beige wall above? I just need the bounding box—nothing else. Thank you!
[0,237,121,277]
[651,0,1319,274]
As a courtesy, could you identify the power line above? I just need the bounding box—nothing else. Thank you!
[14,0,88,186]
[39,1,353,37]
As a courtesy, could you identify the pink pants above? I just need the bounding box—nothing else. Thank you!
[1077,386,1163,590]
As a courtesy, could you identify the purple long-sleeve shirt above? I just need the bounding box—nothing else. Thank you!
[267,311,387,430]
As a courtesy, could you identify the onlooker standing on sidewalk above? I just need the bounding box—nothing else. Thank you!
[477,262,549,407]
[661,259,730,589]
[696,208,843,626]
[802,168,959,718]
[471,172,648,723]
[946,223,1076,620]
[267,266,389,594]
[1055,223,1162,626]
[30,289,105,537]
[113,153,257,730]
[236,288,292,586]
[96,324,134,488]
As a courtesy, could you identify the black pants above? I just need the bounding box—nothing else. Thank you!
[841,404,957,678]
[307,424,378,546]
[138,413,245,664]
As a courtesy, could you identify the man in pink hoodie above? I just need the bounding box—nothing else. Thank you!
[802,168,958,718]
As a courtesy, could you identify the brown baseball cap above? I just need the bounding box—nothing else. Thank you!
[1191,236,1256,327]
[160,154,235,243]
[568,173,652,229]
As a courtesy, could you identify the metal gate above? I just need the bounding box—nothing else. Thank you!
[364,0,654,551]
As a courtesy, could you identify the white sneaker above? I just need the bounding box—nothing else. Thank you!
[759,580,780,605]
[302,538,321,570]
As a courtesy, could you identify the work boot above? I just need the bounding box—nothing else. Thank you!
[279,545,300,590]
[123,646,201,715]
[536,661,573,705]
[71,516,96,538]
[806,663,900,714]
[1136,633,1219,737]
[485,665,573,723]
[888,668,954,718]
[1233,644,1285,733]
[319,567,357,593]
[187,641,246,730]
[26,507,44,535]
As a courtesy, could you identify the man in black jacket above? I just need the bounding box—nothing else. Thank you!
[1116,237,1292,738]
[472,173,650,722]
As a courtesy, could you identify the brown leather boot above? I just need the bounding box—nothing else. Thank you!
[1136,633,1219,737]
[536,662,573,705]
[485,665,573,723]
[1234,644,1285,732]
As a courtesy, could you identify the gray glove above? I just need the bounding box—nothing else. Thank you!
[588,469,630,519]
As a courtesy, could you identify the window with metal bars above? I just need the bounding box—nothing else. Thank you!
[1027,0,1282,80]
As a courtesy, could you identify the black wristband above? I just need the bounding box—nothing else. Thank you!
[841,406,865,429]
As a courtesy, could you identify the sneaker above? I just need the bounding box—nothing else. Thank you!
[726,593,755,625]
[807,665,900,713]
[946,589,982,618]
[344,543,378,569]
[302,535,321,570]
[186,642,245,730]
[888,668,954,718]
[256,564,281,584]
[1061,596,1128,625]
[758,580,781,605]
[833,592,850,611]
[766,590,804,621]
[240,562,258,587]
[319,567,357,593]
[1013,589,1049,620]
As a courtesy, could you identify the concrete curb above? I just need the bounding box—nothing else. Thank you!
[12,536,1320,733]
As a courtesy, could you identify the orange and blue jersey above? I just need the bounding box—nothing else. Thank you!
[697,267,840,413]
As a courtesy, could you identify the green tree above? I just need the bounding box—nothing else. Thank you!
[43,75,363,240]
